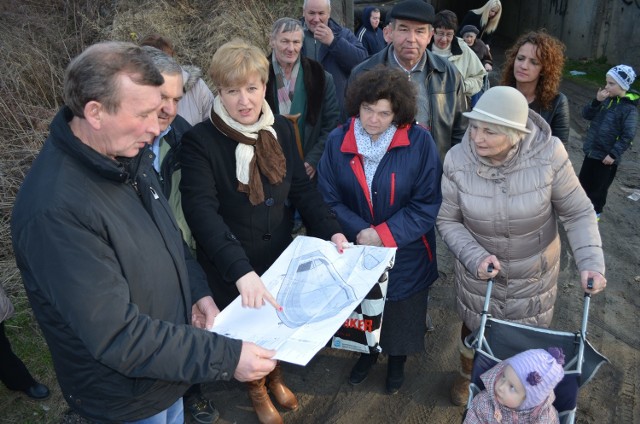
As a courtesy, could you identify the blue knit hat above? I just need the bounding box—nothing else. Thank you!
[505,347,565,410]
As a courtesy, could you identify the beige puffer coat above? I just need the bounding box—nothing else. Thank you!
[437,110,604,330]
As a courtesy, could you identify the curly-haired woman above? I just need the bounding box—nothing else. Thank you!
[317,66,442,395]
[501,30,570,144]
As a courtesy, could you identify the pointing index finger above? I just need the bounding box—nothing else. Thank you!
[263,290,283,312]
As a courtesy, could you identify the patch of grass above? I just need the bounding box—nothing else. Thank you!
[564,57,640,92]
[1,266,66,423]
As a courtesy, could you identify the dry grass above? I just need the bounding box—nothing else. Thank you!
[0,0,300,421]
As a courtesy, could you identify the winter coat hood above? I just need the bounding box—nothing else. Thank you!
[361,6,378,31]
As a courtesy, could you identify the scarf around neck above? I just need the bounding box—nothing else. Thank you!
[432,43,453,58]
[272,53,300,115]
[211,96,286,205]
[354,118,397,201]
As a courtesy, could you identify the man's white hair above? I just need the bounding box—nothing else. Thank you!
[303,0,331,10]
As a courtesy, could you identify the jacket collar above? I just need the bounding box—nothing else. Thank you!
[383,45,447,75]
[50,106,148,184]
[340,118,411,155]
[428,36,463,56]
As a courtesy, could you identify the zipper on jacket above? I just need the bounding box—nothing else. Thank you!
[130,180,141,197]
[149,186,159,200]
[390,172,396,206]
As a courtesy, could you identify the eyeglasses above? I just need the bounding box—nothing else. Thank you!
[434,31,455,39]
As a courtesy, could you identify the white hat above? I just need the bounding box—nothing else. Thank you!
[607,65,636,91]
[463,86,531,133]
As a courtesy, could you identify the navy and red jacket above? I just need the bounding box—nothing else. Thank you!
[318,118,443,301]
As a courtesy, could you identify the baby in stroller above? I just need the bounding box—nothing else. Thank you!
[464,347,565,424]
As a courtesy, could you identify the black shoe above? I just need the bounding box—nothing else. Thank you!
[386,355,406,395]
[348,353,378,385]
[185,393,220,424]
[23,383,50,400]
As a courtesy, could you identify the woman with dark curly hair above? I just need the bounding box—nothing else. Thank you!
[501,30,570,143]
[317,66,442,395]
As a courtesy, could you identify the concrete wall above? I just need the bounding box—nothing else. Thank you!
[427,0,640,69]
[496,0,640,70]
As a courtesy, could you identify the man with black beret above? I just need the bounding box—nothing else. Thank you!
[349,0,468,161]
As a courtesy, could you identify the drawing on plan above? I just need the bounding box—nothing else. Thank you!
[276,243,388,328]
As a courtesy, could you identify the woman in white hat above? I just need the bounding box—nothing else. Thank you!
[436,86,607,405]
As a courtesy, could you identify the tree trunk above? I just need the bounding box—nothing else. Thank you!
[330,0,353,30]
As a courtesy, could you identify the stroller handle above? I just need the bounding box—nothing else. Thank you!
[472,265,495,352]
[585,277,594,303]
[472,270,594,356]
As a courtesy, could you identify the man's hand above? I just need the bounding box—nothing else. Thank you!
[356,228,383,246]
[236,271,282,310]
[234,342,277,382]
[313,23,335,45]
[192,296,220,330]
[304,162,316,179]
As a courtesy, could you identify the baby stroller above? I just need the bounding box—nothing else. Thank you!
[464,274,608,424]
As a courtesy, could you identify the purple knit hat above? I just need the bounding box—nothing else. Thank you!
[505,347,565,410]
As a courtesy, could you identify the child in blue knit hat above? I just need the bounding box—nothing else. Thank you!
[578,64,638,221]
[464,347,565,424]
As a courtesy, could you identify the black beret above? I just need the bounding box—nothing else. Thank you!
[460,25,479,35]
[389,0,435,24]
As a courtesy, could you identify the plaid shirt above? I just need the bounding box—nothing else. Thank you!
[464,362,560,424]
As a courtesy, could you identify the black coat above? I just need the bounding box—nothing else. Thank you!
[11,107,242,422]
[529,92,570,144]
[180,114,342,309]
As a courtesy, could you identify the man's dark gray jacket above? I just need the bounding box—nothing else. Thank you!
[11,107,242,422]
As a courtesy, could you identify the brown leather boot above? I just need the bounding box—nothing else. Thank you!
[450,339,474,406]
[247,378,283,424]
[267,363,299,410]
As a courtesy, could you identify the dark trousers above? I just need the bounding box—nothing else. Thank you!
[0,322,37,391]
[578,157,618,214]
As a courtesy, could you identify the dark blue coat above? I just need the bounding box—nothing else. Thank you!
[301,17,367,117]
[317,119,442,301]
[356,6,386,56]
[582,90,639,162]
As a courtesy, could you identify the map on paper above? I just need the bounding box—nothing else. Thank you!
[210,236,396,366]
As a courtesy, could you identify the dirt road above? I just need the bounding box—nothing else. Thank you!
[199,75,640,424]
